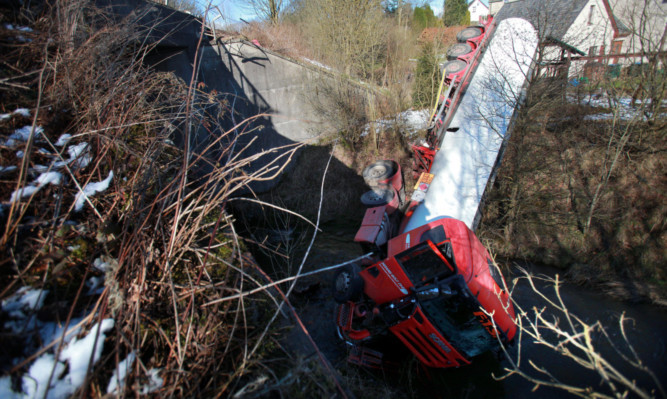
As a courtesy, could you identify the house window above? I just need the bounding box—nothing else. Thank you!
[599,45,605,55]
[588,46,598,56]
[612,40,623,54]
[588,5,595,25]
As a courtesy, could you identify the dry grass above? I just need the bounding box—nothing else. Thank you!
[417,26,464,46]
[478,80,667,302]
[0,2,341,397]
[238,21,313,60]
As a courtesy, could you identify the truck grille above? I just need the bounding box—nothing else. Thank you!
[389,306,467,368]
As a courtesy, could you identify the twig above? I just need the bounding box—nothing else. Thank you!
[201,252,372,306]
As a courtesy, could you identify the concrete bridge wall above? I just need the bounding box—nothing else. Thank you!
[95,0,350,191]
[214,40,332,143]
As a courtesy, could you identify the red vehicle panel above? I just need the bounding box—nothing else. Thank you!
[360,259,413,305]
[389,306,469,368]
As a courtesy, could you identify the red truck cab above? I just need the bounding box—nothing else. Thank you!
[334,161,516,369]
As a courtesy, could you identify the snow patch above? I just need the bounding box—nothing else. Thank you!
[13,108,31,117]
[140,369,164,394]
[30,164,49,173]
[304,57,332,71]
[67,143,91,169]
[0,166,17,175]
[0,376,22,399]
[74,171,113,211]
[85,277,104,295]
[36,171,62,186]
[12,126,43,141]
[8,185,40,202]
[0,108,30,122]
[106,352,136,394]
[39,317,84,346]
[568,94,665,121]
[93,257,110,272]
[9,171,62,203]
[11,319,115,399]
[2,287,49,335]
[22,353,67,399]
[362,109,430,138]
[2,287,49,313]
[61,319,114,387]
[55,134,72,146]
[3,126,44,147]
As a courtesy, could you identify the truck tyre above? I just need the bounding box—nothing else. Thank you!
[441,59,467,76]
[457,26,483,42]
[333,263,363,304]
[361,187,395,207]
[363,160,396,188]
[446,43,473,60]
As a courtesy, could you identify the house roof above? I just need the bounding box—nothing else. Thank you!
[613,16,631,36]
[543,36,586,55]
[468,0,490,8]
[494,0,591,42]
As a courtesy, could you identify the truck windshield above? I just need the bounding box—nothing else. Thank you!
[419,275,497,358]
[396,241,456,285]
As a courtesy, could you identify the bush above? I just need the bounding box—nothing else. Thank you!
[0,2,302,397]
[412,41,441,108]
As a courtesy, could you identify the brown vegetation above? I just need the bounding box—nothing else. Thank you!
[0,2,320,397]
[479,79,667,303]
[239,21,313,60]
[417,26,463,45]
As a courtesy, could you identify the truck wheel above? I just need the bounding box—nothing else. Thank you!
[333,264,363,304]
[361,187,395,207]
[442,59,467,76]
[457,26,483,42]
[446,43,473,60]
[363,160,396,187]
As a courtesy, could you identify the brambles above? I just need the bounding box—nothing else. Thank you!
[0,1,304,397]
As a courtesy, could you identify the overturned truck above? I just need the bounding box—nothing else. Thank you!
[333,18,539,369]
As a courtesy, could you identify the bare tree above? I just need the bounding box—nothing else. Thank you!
[300,0,387,80]
[243,0,287,24]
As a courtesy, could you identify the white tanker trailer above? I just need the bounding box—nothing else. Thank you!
[332,18,539,369]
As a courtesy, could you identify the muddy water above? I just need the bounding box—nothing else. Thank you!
[282,222,667,398]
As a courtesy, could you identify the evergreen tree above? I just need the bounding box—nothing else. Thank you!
[412,5,440,31]
[412,42,441,108]
[443,0,469,26]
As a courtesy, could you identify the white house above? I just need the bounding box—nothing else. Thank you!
[609,0,667,66]
[488,0,504,16]
[496,0,621,77]
[468,0,490,24]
